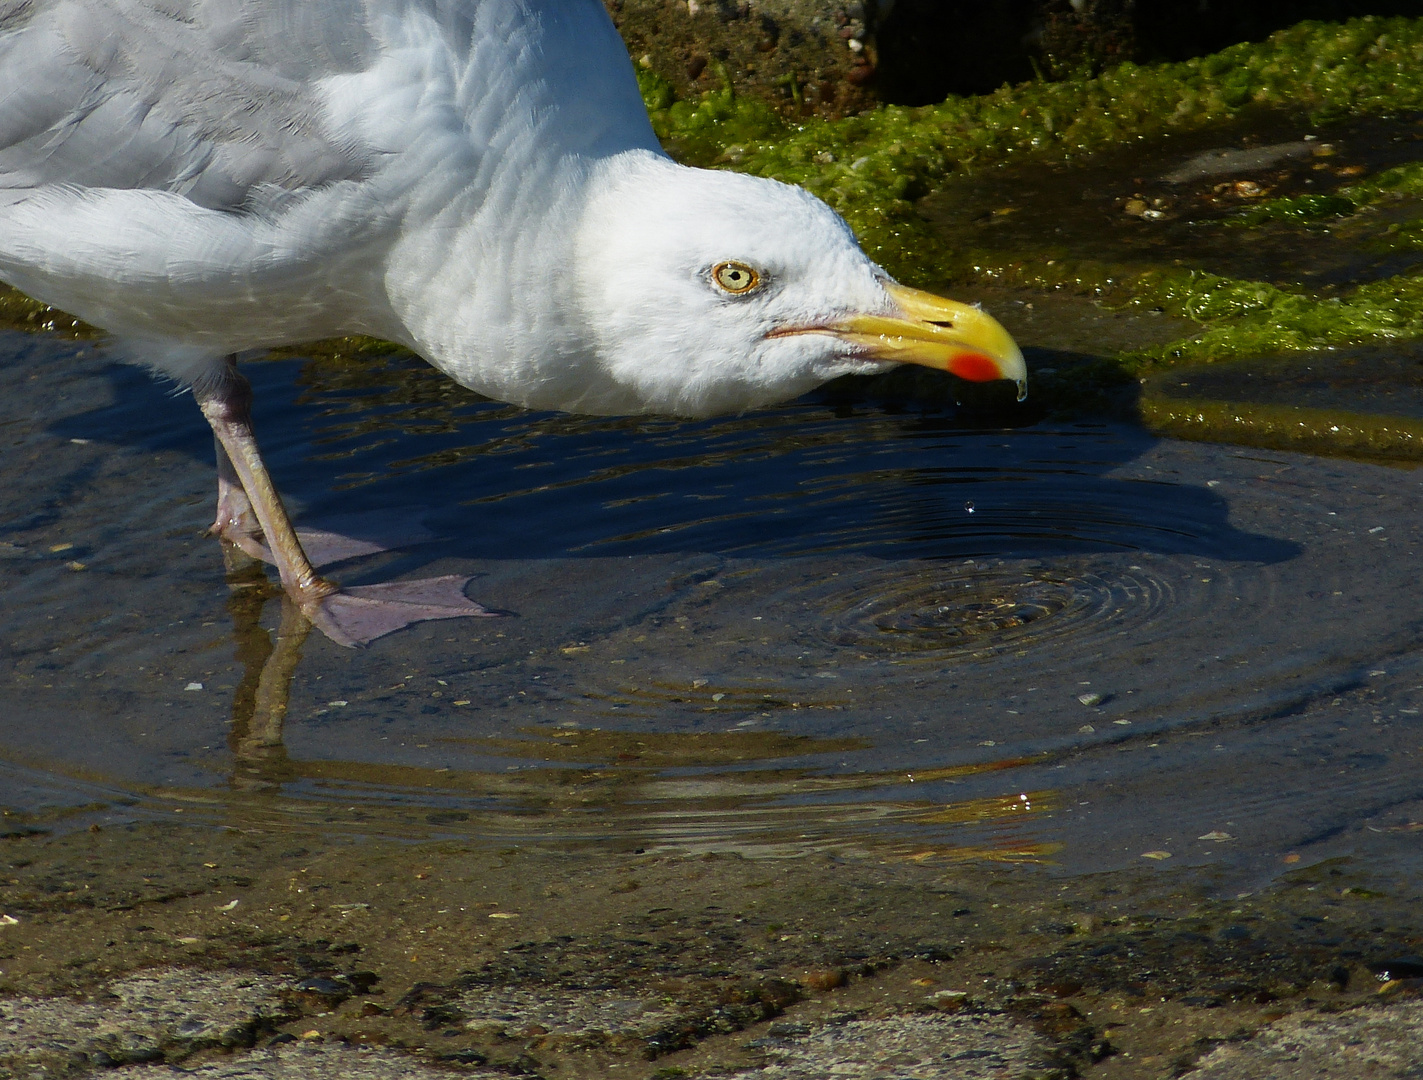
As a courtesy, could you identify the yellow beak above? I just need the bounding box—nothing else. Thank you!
[831,282,1026,401]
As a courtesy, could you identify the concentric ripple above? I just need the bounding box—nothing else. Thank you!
[817,561,1173,661]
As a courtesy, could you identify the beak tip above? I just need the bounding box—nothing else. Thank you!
[848,283,1029,397]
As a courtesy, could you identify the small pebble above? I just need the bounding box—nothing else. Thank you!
[184,682,203,691]
[1077,692,1104,707]
[1141,850,1172,861]
[927,989,970,1012]
[801,969,846,991]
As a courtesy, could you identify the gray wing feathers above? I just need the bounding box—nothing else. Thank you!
[0,0,375,210]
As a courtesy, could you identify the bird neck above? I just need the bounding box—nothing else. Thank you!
[359,2,665,401]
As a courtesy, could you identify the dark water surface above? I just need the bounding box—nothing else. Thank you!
[2,330,1419,891]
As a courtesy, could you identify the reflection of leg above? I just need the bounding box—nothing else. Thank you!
[230,597,310,792]
[226,554,280,747]
[193,357,497,647]
[248,599,310,751]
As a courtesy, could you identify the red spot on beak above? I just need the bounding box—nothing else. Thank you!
[948,353,1003,383]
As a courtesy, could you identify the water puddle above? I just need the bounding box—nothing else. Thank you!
[921,109,1423,290]
[3,332,1420,890]
[920,108,1423,462]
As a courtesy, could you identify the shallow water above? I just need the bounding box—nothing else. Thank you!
[2,330,1420,891]
[921,110,1423,291]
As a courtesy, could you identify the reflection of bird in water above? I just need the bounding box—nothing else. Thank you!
[0,0,1025,646]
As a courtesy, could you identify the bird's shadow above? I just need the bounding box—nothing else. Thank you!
[45,346,1300,572]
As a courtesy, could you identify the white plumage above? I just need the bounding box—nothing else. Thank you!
[0,0,1025,644]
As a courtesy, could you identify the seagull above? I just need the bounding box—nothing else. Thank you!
[0,0,1026,647]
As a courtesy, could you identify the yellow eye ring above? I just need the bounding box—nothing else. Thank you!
[712,261,761,294]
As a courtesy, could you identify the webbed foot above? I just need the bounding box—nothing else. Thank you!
[302,575,498,647]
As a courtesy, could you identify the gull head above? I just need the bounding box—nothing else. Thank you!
[573,151,1025,418]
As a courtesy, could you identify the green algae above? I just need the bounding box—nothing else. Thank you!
[990,257,1423,408]
[0,285,92,338]
[1233,160,1423,224]
[1123,270,1423,369]
[645,16,1423,282]
[1226,157,1423,254]
[1230,192,1358,225]
[984,259,1423,374]
[1139,393,1423,462]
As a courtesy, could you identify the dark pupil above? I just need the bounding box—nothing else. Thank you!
[729,270,744,283]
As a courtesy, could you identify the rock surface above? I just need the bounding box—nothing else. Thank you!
[0,969,296,1075]
[608,1,1423,115]
[708,1013,1050,1078]
[1180,1000,1423,1080]
[107,1044,503,1080]
[608,0,880,117]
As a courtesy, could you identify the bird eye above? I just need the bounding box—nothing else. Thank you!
[712,261,761,295]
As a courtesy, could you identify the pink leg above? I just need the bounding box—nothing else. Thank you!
[210,435,268,561]
[193,358,497,647]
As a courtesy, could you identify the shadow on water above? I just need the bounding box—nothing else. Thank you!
[46,352,1298,572]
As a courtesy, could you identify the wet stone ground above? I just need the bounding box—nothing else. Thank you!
[1,822,1422,1079]
[5,23,1423,1080]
